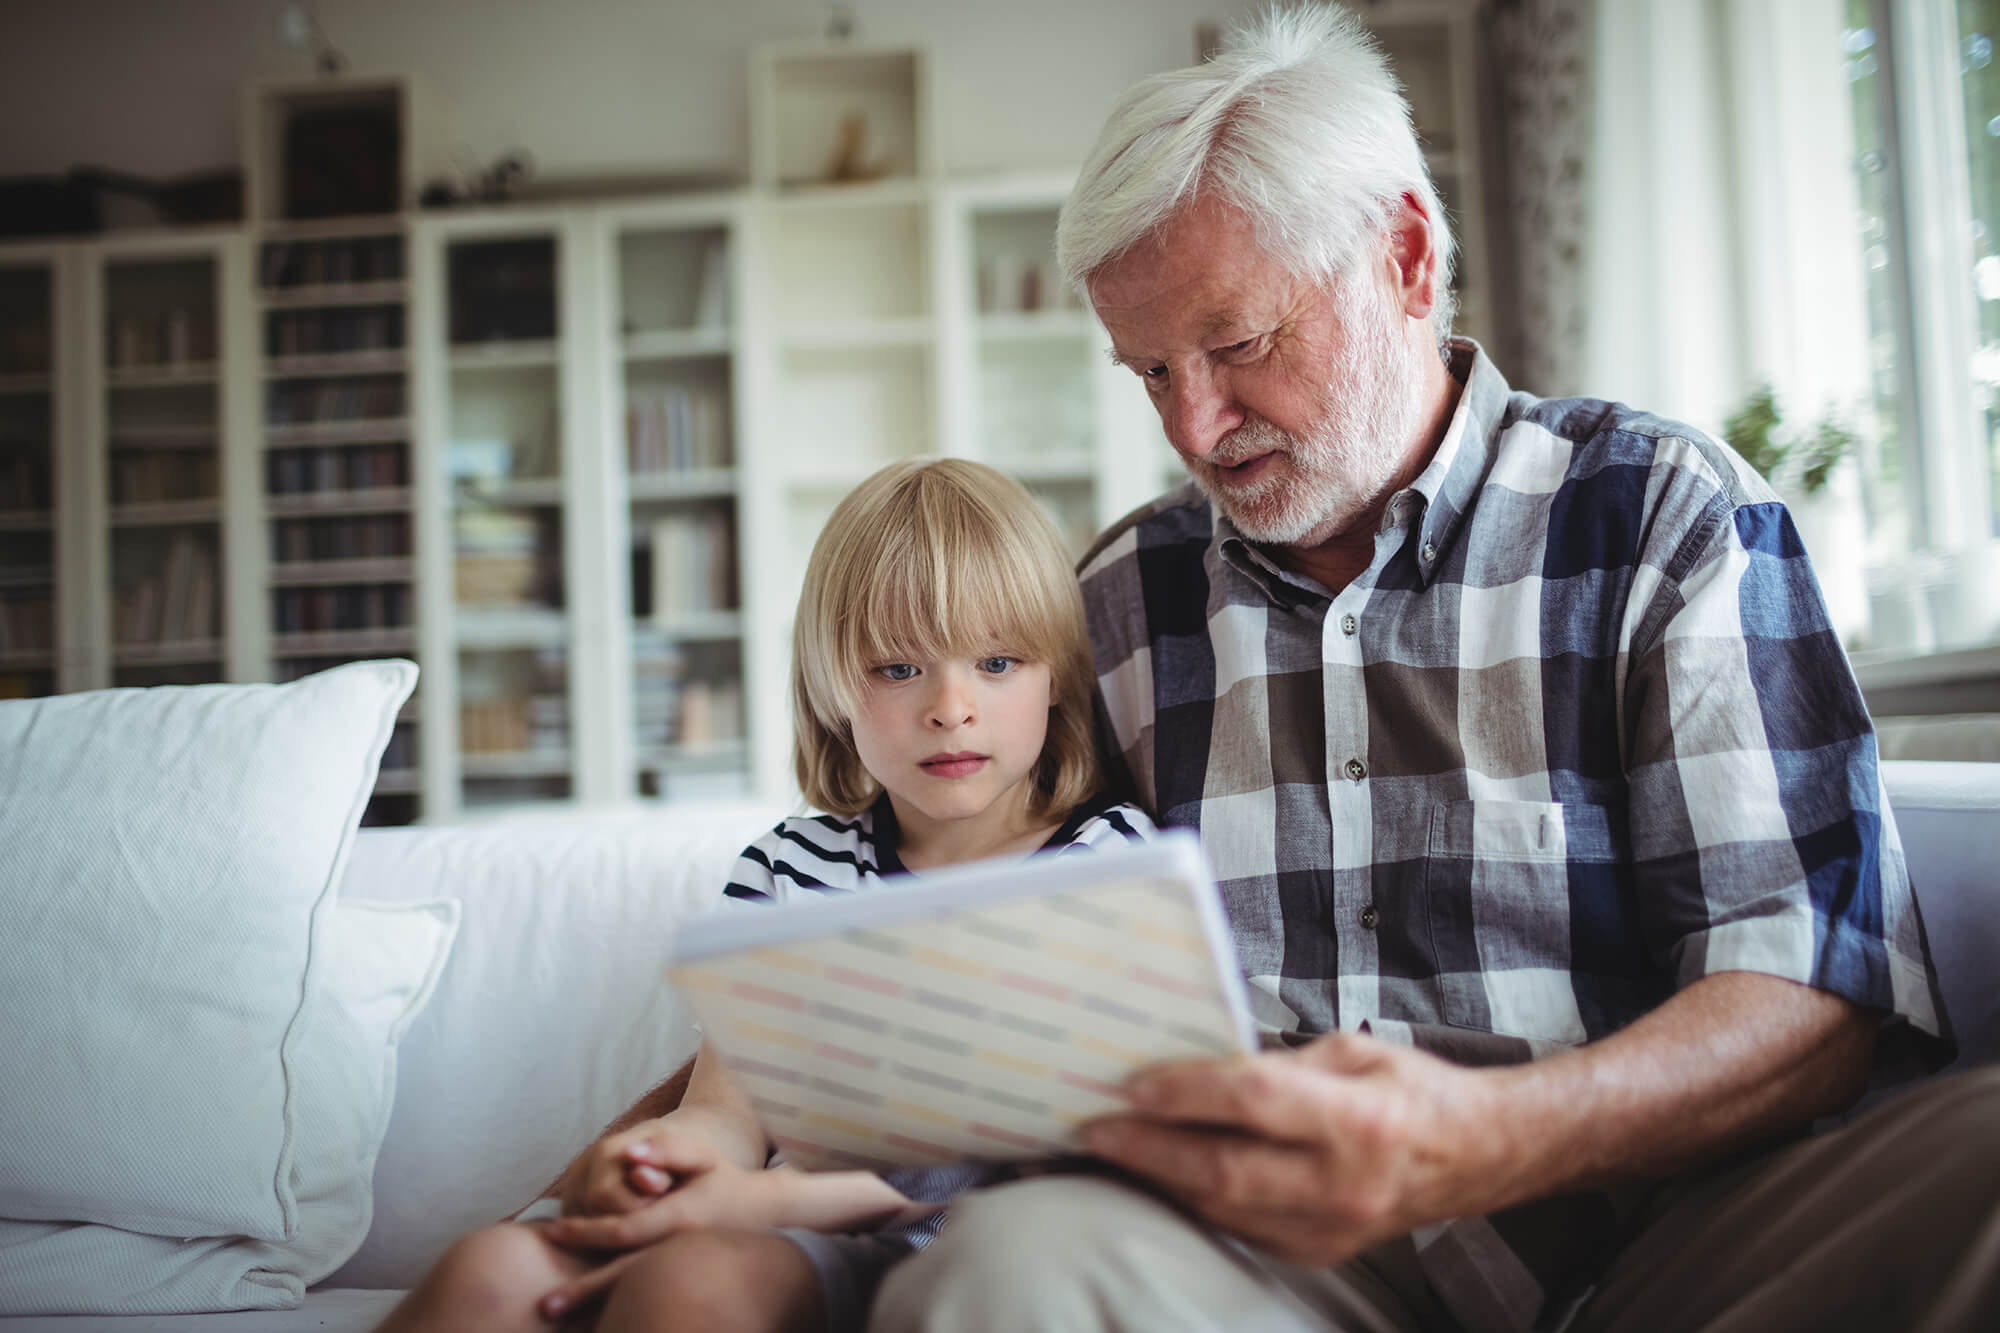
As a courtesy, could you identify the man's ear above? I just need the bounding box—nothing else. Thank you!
[1385,191,1441,321]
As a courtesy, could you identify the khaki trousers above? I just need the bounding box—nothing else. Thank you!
[868,1067,2000,1333]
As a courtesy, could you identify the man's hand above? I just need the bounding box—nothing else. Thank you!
[1081,1033,1499,1267]
[1081,973,1875,1269]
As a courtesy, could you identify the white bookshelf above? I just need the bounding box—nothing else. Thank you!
[0,22,1521,820]
[1365,0,1512,361]
[256,216,421,822]
[77,230,257,694]
[0,246,67,699]
[938,174,1179,554]
[413,208,617,818]
[598,194,765,803]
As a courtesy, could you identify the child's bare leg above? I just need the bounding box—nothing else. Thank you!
[374,1221,596,1333]
[595,1229,822,1333]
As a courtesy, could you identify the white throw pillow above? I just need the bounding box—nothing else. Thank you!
[0,660,414,1242]
[0,896,459,1314]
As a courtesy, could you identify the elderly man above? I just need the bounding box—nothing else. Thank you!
[870,8,1997,1333]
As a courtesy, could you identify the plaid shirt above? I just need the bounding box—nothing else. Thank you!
[1078,341,1951,1332]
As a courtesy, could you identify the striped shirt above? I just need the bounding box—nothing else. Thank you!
[721,791,1155,1246]
[1078,340,1951,1332]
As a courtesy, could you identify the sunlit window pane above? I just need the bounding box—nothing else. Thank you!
[1960,0,2000,534]
[1845,4,1913,557]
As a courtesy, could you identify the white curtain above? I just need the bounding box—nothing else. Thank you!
[1574,0,1873,639]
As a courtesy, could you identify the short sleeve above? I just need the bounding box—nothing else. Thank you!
[1622,491,1950,1063]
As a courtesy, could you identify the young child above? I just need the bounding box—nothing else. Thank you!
[378,458,1152,1333]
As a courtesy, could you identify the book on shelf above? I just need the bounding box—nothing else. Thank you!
[265,376,405,425]
[695,236,730,330]
[455,508,544,605]
[649,512,736,619]
[267,305,405,357]
[272,583,412,634]
[0,594,54,655]
[267,442,409,496]
[260,236,404,291]
[271,513,410,563]
[112,451,217,506]
[0,452,49,511]
[626,387,730,475]
[115,533,216,645]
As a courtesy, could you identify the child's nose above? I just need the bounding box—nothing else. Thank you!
[926,674,975,728]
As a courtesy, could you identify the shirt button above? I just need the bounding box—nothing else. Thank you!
[1421,541,1438,563]
[1340,613,1358,636]
[1359,905,1380,930]
[1345,758,1366,781]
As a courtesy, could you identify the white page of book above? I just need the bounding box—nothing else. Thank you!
[668,833,1254,1171]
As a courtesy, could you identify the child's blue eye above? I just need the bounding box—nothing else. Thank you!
[876,663,918,682]
[977,656,1019,675]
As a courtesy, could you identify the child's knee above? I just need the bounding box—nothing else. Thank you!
[426,1222,571,1317]
[602,1230,819,1333]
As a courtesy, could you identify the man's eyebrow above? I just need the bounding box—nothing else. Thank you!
[1105,346,1149,368]
[1199,311,1251,338]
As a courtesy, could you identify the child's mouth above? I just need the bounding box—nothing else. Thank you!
[920,753,988,778]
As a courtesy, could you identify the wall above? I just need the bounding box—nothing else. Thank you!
[0,0,1269,192]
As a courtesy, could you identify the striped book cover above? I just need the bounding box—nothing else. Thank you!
[667,832,1254,1171]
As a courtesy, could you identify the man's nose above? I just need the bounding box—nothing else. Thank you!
[1161,366,1243,460]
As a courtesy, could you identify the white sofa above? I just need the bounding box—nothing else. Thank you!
[5,762,1995,1333]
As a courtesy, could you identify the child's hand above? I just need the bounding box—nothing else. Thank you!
[542,1163,932,1255]
[560,1120,715,1218]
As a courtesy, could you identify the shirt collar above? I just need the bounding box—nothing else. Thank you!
[1213,338,1514,602]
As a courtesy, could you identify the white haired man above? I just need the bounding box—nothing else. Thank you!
[869,8,1998,1332]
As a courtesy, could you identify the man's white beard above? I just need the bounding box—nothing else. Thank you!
[1185,276,1427,548]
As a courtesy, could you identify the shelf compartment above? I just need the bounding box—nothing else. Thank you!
[449,340,560,371]
[623,328,731,362]
[270,557,416,586]
[976,311,1094,342]
[267,486,413,516]
[271,627,417,657]
[456,606,569,649]
[109,500,223,527]
[775,343,929,476]
[0,373,52,397]
[112,637,224,666]
[260,280,408,310]
[0,510,54,532]
[106,363,221,390]
[628,468,737,502]
[266,349,409,379]
[460,749,572,779]
[265,416,409,447]
[770,201,928,325]
[643,610,744,642]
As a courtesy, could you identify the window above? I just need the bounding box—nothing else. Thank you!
[1844,0,2000,656]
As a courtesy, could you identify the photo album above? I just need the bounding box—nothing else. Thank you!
[667,832,1255,1171]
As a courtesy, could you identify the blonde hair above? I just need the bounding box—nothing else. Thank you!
[792,458,1101,819]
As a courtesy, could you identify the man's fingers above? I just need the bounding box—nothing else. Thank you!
[539,1247,646,1321]
[1083,1114,1311,1203]
[1122,1053,1347,1142]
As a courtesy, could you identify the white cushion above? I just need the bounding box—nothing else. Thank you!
[0,662,415,1308]
[0,896,457,1314]
[326,803,783,1288]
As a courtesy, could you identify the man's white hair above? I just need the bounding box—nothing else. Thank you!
[1056,3,1455,339]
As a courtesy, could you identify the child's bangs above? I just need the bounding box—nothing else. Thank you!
[840,486,1071,683]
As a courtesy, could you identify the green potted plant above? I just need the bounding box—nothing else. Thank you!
[1722,383,1857,498]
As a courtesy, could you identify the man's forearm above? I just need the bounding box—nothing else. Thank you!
[1471,971,1874,1210]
